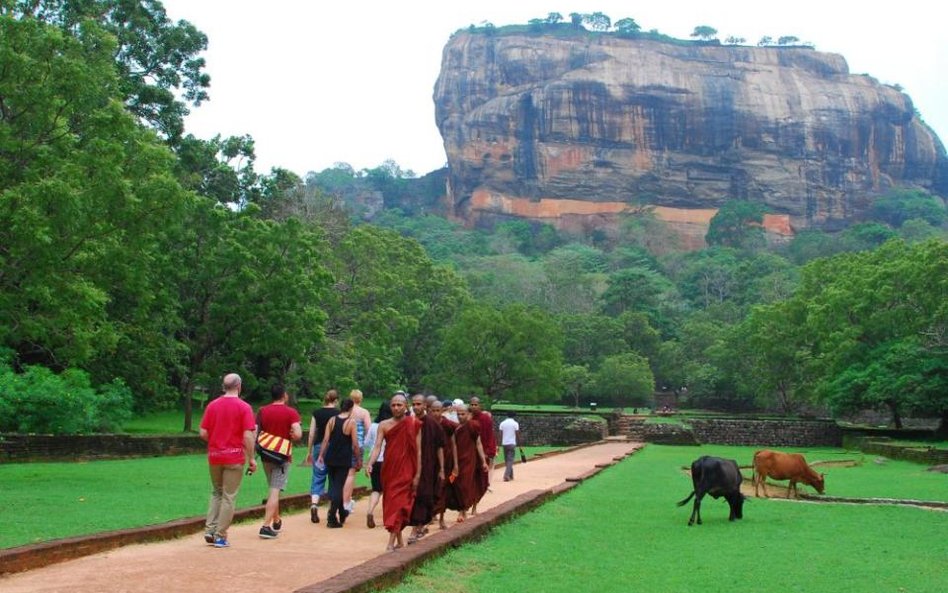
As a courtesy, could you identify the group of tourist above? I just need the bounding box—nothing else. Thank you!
[198,373,520,551]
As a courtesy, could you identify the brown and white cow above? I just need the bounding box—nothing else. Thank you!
[752,449,825,498]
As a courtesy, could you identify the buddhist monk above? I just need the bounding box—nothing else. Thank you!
[430,400,458,530]
[367,393,418,551]
[469,397,497,488]
[407,394,445,544]
[447,404,489,521]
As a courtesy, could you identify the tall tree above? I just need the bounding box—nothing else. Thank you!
[706,200,766,248]
[0,13,187,403]
[429,303,563,402]
[690,25,718,41]
[169,202,330,430]
[5,0,211,142]
[799,239,947,426]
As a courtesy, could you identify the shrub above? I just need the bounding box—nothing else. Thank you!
[0,364,133,434]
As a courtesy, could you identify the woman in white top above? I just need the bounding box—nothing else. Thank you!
[363,400,392,528]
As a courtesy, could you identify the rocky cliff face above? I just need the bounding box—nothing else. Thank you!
[433,32,948,238]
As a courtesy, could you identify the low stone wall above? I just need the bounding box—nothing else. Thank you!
[0,433,205,462]
[618,416,843,447]
[491,413,608,446]
[637,422,699,445]
[689,418,842,447]
[859,441,948,465]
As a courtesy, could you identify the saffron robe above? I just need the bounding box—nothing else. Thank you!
[433,417,458,516]
[474,410,497,458]
[409,414,446,526]
[447,420,487,511]
[380,417,418,533]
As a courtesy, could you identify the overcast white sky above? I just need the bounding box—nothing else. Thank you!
[161,1,946,178]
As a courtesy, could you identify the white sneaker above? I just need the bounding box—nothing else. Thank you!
[345,500,355,512]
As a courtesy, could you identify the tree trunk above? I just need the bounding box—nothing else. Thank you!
[182,378,194,433]
[937,409,948,438]
[888,400,902,429]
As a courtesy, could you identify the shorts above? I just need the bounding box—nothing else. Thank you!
[370,461,383,493]
[263,460,290,491]
[310,444,329,496]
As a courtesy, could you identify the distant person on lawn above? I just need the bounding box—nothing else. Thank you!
[498,411,520,481]
[367,393,418,551]
[199,373,256,548]
[255,384,302,539]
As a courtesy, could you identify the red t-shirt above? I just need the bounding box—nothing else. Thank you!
[200,395,255,465]
[257,402,301,461]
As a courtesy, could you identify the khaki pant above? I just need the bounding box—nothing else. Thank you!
[205,463,243,538]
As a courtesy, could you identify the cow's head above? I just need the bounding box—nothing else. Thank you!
[813,472,826,494]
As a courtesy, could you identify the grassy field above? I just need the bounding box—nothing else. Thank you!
[388,444,948,593]
[120,397,388,434]
[0,445,561,549]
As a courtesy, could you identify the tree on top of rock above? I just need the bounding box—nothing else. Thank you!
[691,25,718,41]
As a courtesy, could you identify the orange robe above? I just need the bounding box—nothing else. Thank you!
[380,417,418,533]
[433,417,458,516]
[448,420,486,511]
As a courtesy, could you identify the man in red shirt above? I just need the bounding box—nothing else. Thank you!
[469,397,497,488]
[255,384,302,539]
[199,373,256,548]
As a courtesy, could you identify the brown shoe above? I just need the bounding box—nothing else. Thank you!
[367,514,376,529]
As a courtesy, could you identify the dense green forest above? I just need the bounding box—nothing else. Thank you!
[0,2,945,434]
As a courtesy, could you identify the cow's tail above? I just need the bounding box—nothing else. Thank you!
[676,491,695,507]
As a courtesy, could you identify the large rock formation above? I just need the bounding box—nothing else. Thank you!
[433,31,948,241]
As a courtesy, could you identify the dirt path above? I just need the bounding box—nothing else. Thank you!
[1,441,640,593]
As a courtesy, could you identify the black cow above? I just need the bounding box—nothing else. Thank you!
[677,455,745,526]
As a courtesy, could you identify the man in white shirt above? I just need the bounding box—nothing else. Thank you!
[498,412,520,482]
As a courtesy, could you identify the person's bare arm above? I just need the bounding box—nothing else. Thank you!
[317,417,334,465]
[412,427,422,491]
[304,417,317,464]
[290,421,303,442]
[367,421,388,474]
[476,436,488,471]
[199,428,209,442]
[451,434,458,477]
[437,444,445,481]
[348,418,362,470]
[243,429,257,474]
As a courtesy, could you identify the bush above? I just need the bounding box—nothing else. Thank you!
[0,364,133,434]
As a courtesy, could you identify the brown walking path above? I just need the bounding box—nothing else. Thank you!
[1,440,640,593]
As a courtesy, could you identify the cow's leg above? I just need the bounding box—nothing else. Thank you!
[759,473,768,498]
[787,480,796,498]
[689,491,704,526]
[753,471,760,497]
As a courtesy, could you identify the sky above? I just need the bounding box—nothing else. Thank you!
[161,1,947,178]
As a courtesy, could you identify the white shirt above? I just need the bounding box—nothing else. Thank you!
[365,422,385,462]
[499,417,519,446]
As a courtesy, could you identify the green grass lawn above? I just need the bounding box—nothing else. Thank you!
[389,444,948,593]
[122,397,389,434]
[0,445,559,549]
